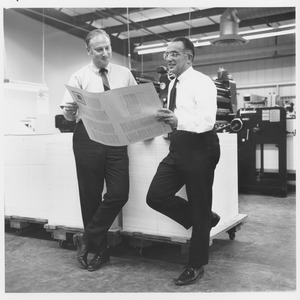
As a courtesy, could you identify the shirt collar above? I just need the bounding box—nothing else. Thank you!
[177,66,193,82]
[90,62,111,74]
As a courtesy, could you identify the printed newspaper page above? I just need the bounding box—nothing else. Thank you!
[65,83,172,146]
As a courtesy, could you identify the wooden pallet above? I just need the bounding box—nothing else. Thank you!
[211,213,248,241]
[5,215,48,236]
[5,213,248,253]
[44,224,123,248]
[121,214,248,254]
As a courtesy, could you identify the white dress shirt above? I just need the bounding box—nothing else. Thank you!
[168,66,217,133]
[61,62,137,121]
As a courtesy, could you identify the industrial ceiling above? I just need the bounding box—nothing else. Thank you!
[11,7,295,60]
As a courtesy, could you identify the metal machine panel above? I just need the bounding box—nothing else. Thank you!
[236,107,287,196]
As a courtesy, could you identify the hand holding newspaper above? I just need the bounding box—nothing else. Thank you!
[66,83,172,146]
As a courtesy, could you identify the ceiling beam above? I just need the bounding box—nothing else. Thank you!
[129,11,295,44]
[11,8,129,57]
[73,8,154,24]
[102,8,226,35]
[239,12,295,27]
[104,7,171,42]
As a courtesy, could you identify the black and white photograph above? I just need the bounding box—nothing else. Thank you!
[1,0,298,299]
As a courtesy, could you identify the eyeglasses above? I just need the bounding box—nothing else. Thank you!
[163,51,181,60]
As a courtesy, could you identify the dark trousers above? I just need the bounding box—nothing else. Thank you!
[73,121,129,249]
[147,130,220,267]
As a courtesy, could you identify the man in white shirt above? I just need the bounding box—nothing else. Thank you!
[61,29,137,272]
[147,37,220,286]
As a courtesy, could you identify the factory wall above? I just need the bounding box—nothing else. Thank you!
[3,9,129,134]
[198,55,295,110]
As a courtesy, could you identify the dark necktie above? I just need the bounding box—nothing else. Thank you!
[100,68,110,91]
[168,78,178,111]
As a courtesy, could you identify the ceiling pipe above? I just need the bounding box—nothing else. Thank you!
[211,7,295,46]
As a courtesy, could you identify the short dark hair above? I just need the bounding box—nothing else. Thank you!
[85,29,110,47]
[171,37,195,61]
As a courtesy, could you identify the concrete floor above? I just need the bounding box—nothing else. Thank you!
[4,192,297,295]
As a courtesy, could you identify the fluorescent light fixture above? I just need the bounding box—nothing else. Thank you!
[135,25,295,55]
[199,35,219,40]
[4,80,49,92]
[137,46,167,55]
[194,41,211,47]
[240,27,274,35]
[135,42,167,50]
[244,28,295,41]
[278,23,295,29]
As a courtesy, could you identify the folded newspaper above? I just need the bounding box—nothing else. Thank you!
[66,83,172,146]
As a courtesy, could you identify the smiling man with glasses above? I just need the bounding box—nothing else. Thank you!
[147,37,221,286]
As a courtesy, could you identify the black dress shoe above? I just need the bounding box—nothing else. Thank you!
[73,232,89,269]
[87,249,110,272]
[174,266,204,286]
[211,211,220,227]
